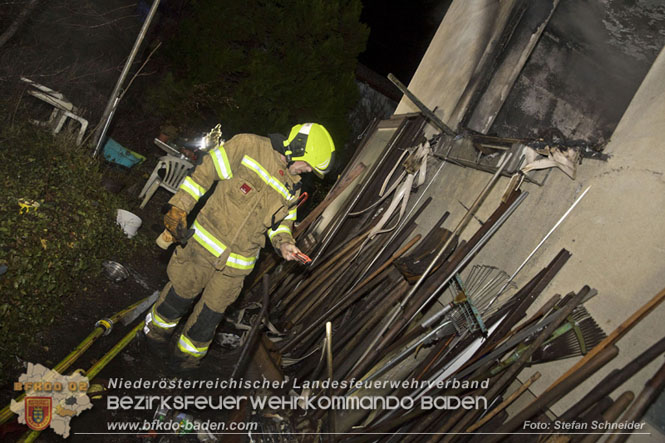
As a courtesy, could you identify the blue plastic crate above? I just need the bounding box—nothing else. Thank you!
[103,138,146,168]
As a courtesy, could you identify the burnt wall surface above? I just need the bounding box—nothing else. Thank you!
[490,0,665,143]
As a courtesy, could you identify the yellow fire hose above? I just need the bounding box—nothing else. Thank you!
[0,294,156,425]
[18,320,145,442]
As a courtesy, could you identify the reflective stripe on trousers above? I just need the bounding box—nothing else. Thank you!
[177,334,208,358]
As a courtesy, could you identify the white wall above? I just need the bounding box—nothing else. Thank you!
[395,0,507,127]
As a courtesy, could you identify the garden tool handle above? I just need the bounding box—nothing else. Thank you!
[294,252,312,265]
[297,192,309,208]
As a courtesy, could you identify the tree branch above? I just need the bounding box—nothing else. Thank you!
[0,0,41,49]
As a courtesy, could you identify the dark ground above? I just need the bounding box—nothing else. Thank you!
[0,150,272,442]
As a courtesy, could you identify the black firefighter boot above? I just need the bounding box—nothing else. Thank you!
[168,349,203,376]
[168,335,205,376]
[138,310,175,360]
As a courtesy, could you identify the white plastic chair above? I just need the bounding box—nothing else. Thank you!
[138,155,194,209]
[21,77,89,145]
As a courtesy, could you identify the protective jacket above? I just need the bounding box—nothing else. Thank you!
[169,133,300,275]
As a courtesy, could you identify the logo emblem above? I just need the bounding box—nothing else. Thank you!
[240,183,252,194]
[25,397,52,431]
[279,169,284,176]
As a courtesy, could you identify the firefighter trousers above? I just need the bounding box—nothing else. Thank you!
[144,241,245,361]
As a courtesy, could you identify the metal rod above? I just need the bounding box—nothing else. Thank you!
[403,187,527,328]
[352,153,512,371]
[92,0,161,156]
[546,284,665,396]
[489,185,591,308]
[442,286,592,439]
[466,371,541,432]
[388,73,456,136]
[489,345,619,439]
[325,322,336,436]
[350,136,452,289]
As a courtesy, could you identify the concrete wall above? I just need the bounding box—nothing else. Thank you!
[491,0,665,142]
[394,0,665,435]
[394,0,515,128]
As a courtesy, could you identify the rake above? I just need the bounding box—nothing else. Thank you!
[349,265,515,390]
[489,305,606,376]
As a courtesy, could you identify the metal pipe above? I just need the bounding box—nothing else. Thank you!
[325,322,336,436]
[309,122,408,266]
[92,0,161,156]
[352,153,512,371]
[350,136,452,289]
[387,73,456,136]
[443,286,592,440]
[402,188,527,329]
[489,345,620,439]
[560,333,665,422]
[489,185,591,309]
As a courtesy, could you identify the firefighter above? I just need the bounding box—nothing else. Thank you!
[142,123,335,372]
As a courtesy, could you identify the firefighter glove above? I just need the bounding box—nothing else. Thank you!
[164,205,187,237]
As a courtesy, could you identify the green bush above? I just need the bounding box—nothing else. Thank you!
[0,124,149,383]
[145,0,368,149]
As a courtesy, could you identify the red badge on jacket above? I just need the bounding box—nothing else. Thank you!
[240,183,252,194]
[279,170,284,176]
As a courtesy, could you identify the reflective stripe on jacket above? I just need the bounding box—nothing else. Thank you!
[169,134,300,273]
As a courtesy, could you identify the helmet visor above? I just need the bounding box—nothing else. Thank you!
[312,150,335,179]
